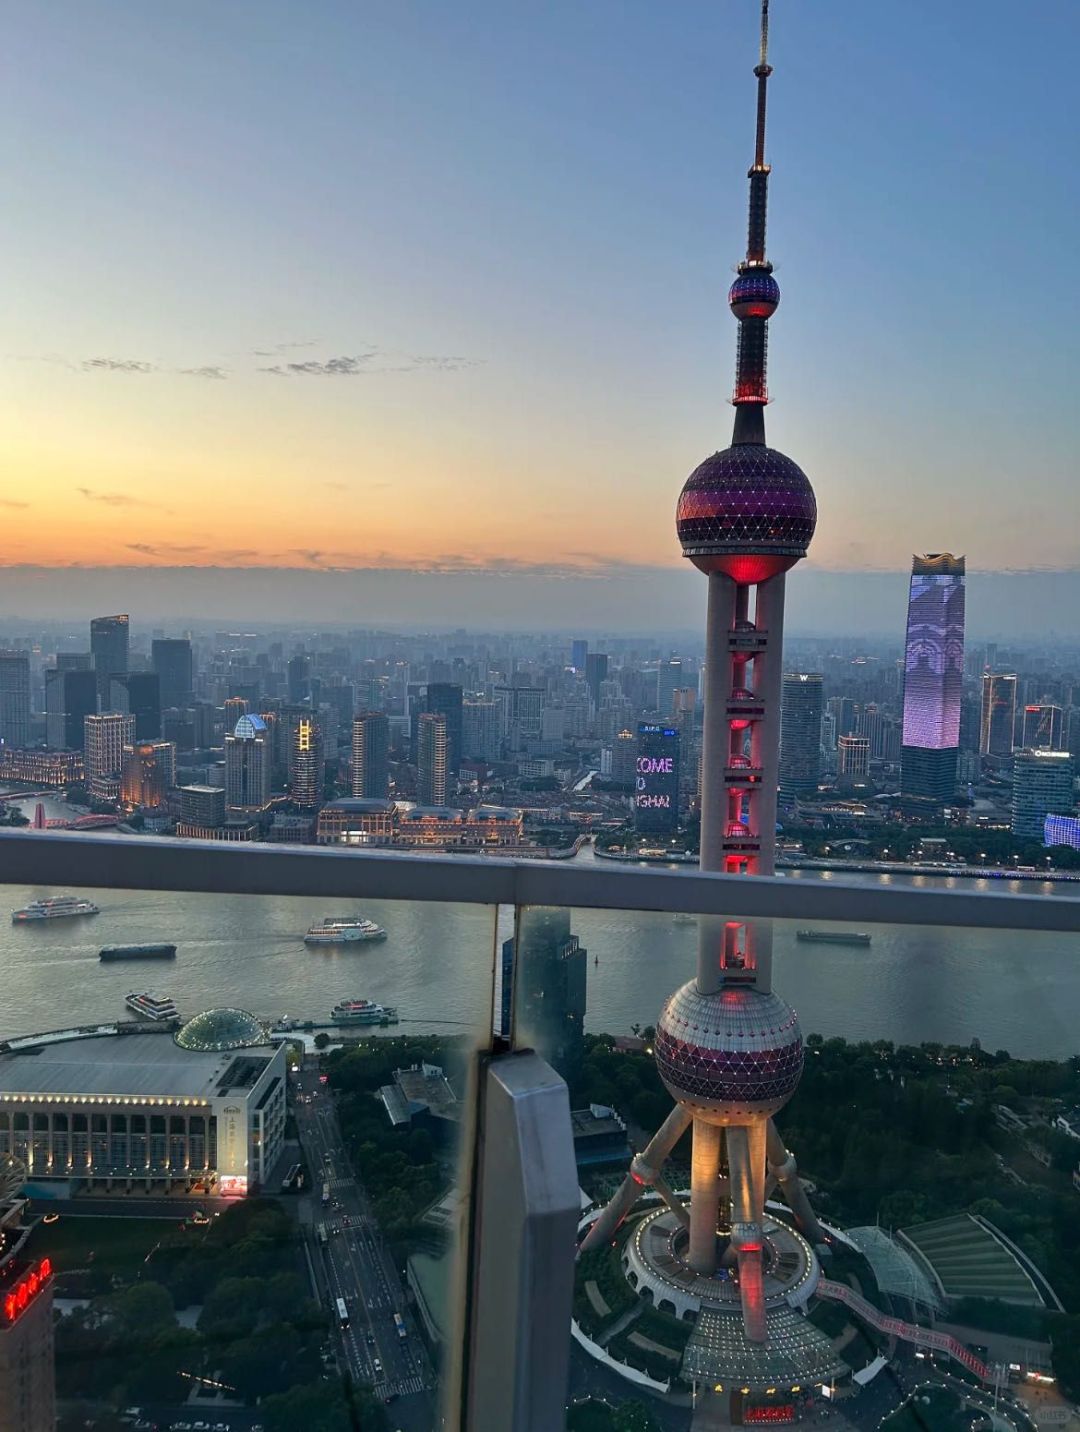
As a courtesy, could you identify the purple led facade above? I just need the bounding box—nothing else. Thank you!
[1045,814,1080,851]
[901,557,966,749]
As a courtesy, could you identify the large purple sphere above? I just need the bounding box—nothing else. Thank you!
[655,983,804,1123]
[676,443,817,583]
[729,270,780,320]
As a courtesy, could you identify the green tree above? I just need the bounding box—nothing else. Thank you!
[314,1031,331,1050]
[262,1379,354,1432]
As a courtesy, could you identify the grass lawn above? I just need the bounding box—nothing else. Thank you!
[35,1215,199,1278]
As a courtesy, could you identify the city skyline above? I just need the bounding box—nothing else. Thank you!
[3,0,1080,613]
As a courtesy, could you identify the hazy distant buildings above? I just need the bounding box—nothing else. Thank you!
[584,652,608,709]
[462,700,500,763]
[225,714,272,810]
[979,672,1017,756]
[286,654,310,704]
[45,669,97,751]
[571,638,588,671]
[416,711,448,807]
[900,554,965,805]
[151,638,193,710]
[350,711,390,799]
[0,654,30,750]
[1011,749,1074,840]
[779,672,823,798]
[109,672,161,740]
[90,614,129,707]
[84,712,135,798]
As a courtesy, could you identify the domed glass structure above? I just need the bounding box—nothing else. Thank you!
[234,713,268,739]
[728,270,780,319]
[175,1007,268,1052]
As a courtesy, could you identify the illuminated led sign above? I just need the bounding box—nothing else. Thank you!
[1,1257,52,1326]
[635,724,680,834]
[745,1407,795,1425]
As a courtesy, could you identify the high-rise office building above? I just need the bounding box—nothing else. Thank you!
[584,652,608,709]
[837,733,870,789]
[286,655,310,704]
[0,1196,55,1432]
[84,712,135,795]
[900,554,966,805]
[610,728,637,787]
[120,741,169,809]
[350,711,390,799]
[507,908,588,1084]
[570,639,588,672]
[980,672,1017,756]
[634,723,680,836]
[0,655,31,750]
[826,694,856,738]
[288,712,323,809]
[416,711,448,806]
[55,652,93,672]
[151,638,193,710]
[1011,749,1074,839]
[779,672,823,797]
[45,669,97,751]
[585,12,829,1401]
[109,672,161,740]
[225,714,272,810]
[462,700,501,763]
[425,683,463,783]
[656,658,683,718]
[90,614,129,706]
[1021,703,1063,752]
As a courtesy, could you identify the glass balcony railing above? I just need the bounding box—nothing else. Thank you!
[2,828,1080,1432]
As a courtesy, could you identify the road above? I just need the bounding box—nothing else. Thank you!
[292,1062,436,1432]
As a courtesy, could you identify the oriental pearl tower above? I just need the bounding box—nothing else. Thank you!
[580,3,841,1399]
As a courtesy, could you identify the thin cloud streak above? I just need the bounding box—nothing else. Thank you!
[78,488,167,509]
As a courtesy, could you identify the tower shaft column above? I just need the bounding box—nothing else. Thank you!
[747,571,786,992]
[687,1119,723,1275]
[698,572,739,995]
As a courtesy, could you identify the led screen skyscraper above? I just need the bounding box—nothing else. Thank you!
[900,554,965,805]
[633,723,680,836]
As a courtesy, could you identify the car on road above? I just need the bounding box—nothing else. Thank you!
[373,1356,383,1374]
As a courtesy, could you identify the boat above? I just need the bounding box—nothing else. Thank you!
[12,895,100,923]
[99,943,177,962]
[304,917,387,946]
[795,930,872,946]
[330,999,398,1026]
[125,991,180,1022]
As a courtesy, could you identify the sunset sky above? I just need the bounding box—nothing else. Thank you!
[3,0,1080,618]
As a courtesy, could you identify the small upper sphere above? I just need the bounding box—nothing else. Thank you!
[654,982,804,1123]
[729,270,780,320]
[676,443,817,583]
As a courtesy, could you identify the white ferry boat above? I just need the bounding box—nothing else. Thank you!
[11,895,100,923]
[304,917,387,946]
[124,991,180,1022]
[330,998,398,1026]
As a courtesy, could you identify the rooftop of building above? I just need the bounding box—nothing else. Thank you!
[899,1213,1051,1307]
[321,798,396,814]
[0,1027,273,1103]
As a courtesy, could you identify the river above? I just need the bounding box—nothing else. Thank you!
[1,787,1077,1058]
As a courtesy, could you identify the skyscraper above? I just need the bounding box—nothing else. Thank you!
[584,8,828,1398]
[351,711,390,799]
[508,908,588,1084]
[109,672,161,740]
[425,683,463,784]
[462,699,501,763]
[584,652,608,709]
[980,672,1017,756]
[225,714,272,810]
[416,711,448,806]
[45,669,97,751]
[120,741,168,809]
[837,733,870,789]
[288,712,323,809]
[778,672,823,797]
[0,655,31,750]
[656,658,683,718]
[570,638,588,672]
[1011,749,1074,839]
[1021,703,1063,752]
[900,554,966,805]
[84,712,135,797]
[634,723,680,836]
[286,654,310,704]
[151,638,193,710]
[90,614,129,707]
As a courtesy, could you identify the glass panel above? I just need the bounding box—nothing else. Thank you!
[514,893,1077,1428]
[0,877,500,1432]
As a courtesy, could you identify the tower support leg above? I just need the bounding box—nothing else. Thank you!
[577,1104,691,1256]
[765,1118,825,1243]
[687,1119,722,1275]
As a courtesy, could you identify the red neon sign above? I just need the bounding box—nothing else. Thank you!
[2,1257,52,1326]
[745,1407,795,1425]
